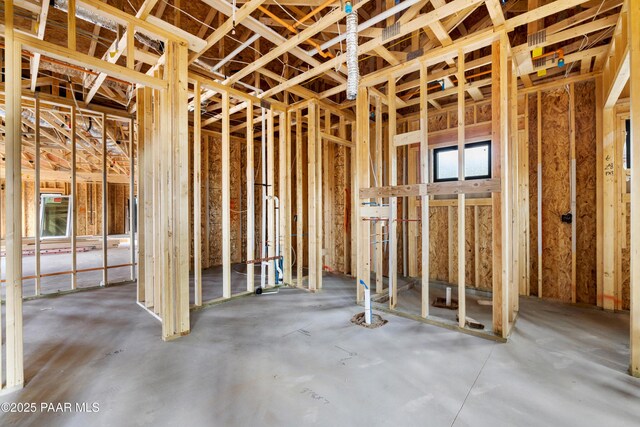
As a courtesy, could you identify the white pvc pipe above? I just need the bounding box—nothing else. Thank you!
[446,287,452,307]
[274,196,283,283]
[360,280,372,325]
[306,0,423,56]
[212,33,261,72]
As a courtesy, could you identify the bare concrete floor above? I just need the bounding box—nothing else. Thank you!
[1,273,639,426]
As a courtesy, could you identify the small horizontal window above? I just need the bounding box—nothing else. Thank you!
[433,141,491,182]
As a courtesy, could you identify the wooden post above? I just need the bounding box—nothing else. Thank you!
[34,96,41,296]
[143,87,154,307]
[419,63,430,318]
[315,105,323,290]
[457,51,466,327]
[285,110,293,284]
[247,101,255,292]
[5,10,25,388]
[102,113,108,287]
[375,96,384,294]
[129,117,136,282]
[570,83,577,303]
[509,59,518,319]
[596,76,604,307]
[324,111,334,273]
[267,109,276,287]
[521,94,531,296]
[280,111,291,285]
[194,82,203,305]
[204,133,211,270]
[408,142,418,278]
[388,75,398,308]
[629,0,639,377]
[67,0,76,50]
[356,87,371,302]
[222,91,232,298]
[308,103,318,291]
[71,106,77,289]
[127,24,135,69]
[296,108,304,288]
[492,33,510,338]
[161,40,190,339]
[153,81,162,314]
[537,91,543,298]
[602,106,616,311]
[351,125,358,278]
[136,88,145,304]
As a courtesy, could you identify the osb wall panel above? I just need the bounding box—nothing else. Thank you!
[477,103,492,123]
[428,113,448,132]
[476,206,493,290]
[204,134,244,267]
[541,89,572,302]
[528,93,539,296]
[465,106,475,125]
[451,206,476,287]
[428,206,449,281]
[333,144,348,273]
[574,80,597,305]
[396,144,406,276]
[622,202,630,310]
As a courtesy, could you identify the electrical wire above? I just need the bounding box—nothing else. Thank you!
[272,0,311,28]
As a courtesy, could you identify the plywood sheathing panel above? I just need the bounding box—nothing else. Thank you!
[465,106,475,125]
[451,206,476,287]
[210,135,222,266]
[230,135,242,264]
[428,206,449,282]
[428,113,449,132]
[622,201,630,310]
[574,80,597,305]
[334,145,348,273]
[541,89,572,302]
[477,104,492,123]
[476,206,493,290]
[528,93,539,296]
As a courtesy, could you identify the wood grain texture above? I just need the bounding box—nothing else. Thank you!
[574,80,597,305]
[476,205,493,290]
[428,206,449,281]
[623,201,630,310]
[541,89,572,302]
[528,93,539,296]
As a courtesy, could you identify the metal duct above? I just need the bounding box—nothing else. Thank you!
[345,11,359,101]
[0,109,54,128]
[53,0,118,32]
[52,0,164,53]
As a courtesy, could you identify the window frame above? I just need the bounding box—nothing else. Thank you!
[40,193,71,239]
[433,140,492,183]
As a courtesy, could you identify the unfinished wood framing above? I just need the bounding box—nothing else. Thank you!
[2,0,640,391]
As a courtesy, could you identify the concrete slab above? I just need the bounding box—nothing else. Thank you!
[0,273,638,426]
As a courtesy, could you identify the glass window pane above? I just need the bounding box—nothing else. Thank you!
[436,149,458,180]
[464,144,490,178]
[41,195,70,237]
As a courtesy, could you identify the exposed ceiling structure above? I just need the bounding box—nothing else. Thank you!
[0,0,626,169]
